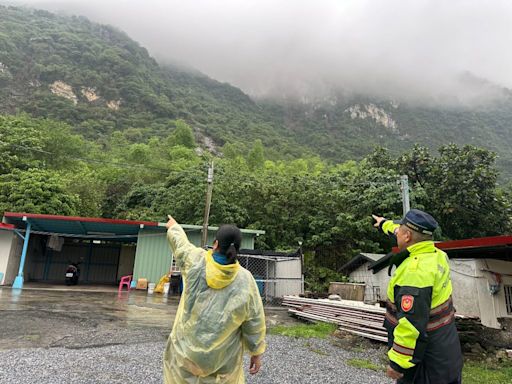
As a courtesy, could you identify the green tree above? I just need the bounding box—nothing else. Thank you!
[397,144,510,239]
[63,168,105,217]
[0,168,80,215]
[431,145,509,238]
[167,120,196,149]
[222,142,243,160]
[0,115,44,174]
[247,139,265,170]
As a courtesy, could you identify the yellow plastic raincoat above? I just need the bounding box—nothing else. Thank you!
[163,223,266,384]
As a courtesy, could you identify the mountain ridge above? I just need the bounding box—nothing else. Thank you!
[1,5,512,178]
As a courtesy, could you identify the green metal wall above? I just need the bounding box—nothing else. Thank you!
[133,228,170,283]
[133,227,257,283]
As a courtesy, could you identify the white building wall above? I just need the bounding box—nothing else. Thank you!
[274,258,303,297]
[450,258,512,328]
[4,234,23,285]
[479,259,512,320]
[0,231,15,285]
[373,269,391,300]
[350,257,512,329]
[449,259,481,318]
[349,263,381,302]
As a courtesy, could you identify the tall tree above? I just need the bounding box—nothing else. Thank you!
[0,115,44,174]
[397,144,510,239]
[0,168,80,215]
[167,120,196,149]
[247,139,265,170]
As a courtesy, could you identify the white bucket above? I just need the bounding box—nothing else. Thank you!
[147,283,156,294]
[163,282,170,294]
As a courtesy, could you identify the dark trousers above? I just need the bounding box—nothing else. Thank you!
[398,374,461,384]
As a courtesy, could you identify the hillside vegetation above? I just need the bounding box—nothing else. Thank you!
[1,6,511,278]
[2,6,512,175]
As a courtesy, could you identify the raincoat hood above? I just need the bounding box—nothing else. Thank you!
[205,250,240,289]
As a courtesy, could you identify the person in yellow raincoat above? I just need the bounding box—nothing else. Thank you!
[163,215,266,384]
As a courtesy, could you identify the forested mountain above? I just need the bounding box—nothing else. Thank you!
[262,94,512,179]
[1,6,511,281]
[0,6,307,158]
[2,5,512,177]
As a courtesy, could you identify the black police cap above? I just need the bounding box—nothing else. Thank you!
[395,209,438,235]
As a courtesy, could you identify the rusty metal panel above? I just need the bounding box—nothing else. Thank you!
[329,282,366,301]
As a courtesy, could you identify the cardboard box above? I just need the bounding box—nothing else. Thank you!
[136,278,148,290]
[328,282,365,301]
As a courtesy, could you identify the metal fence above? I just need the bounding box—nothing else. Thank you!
[238,253,304,305]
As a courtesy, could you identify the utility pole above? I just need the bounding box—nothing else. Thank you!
[400,175,410,216]
[201,161,214,248]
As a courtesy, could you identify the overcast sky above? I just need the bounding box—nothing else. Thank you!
[6,0,512,104]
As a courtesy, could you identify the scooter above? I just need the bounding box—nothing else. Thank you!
[65,262,81,285]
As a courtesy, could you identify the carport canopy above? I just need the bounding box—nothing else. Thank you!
[3,212,160,242]
[2,212,162,288]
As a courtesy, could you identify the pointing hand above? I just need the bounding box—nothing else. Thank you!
[372,214,385,228]
[166,215,177,229]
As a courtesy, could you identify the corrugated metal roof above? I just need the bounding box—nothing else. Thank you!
[360,253,386,262]
[156,222,265,235]
[340,253,386,274]
[3,212,154,241]
[3,212,265,239]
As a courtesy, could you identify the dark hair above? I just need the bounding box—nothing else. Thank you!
[215,224,242,264]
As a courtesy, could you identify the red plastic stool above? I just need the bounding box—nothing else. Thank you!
[118,275,132,292]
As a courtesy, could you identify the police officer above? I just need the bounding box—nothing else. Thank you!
[372,209,463,384]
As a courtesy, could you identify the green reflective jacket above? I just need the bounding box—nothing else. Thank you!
[380,220,462,384]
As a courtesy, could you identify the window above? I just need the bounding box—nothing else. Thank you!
[505,285,512,315]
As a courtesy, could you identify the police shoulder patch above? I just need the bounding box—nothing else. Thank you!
[401,295,414,312]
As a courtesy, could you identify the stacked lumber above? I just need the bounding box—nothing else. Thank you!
[282,295,387,342]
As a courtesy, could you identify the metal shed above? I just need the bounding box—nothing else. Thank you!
[237,249,304,304]
[1,212,156,288]
[133,224,264,283]
[0,212,264,289]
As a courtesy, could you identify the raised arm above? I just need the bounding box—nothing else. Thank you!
[166,215,204,276]
[372,214,400,241]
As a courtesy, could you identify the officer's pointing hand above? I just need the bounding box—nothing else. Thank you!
[372,214,384,228]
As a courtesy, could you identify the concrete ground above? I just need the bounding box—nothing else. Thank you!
[0,286,392,383]
[0,285,295,349]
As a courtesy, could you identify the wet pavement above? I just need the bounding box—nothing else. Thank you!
[0,287,173,350]
[0,286,294,350]
[0,287,392,384]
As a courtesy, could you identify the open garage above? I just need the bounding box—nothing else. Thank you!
[0,212,266,290]
[0,213,156,287]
